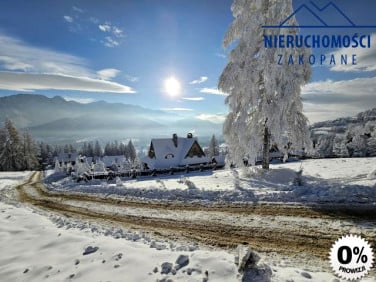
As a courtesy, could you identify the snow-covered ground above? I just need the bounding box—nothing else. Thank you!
[1,200,356,282]
[45,158,376,204]
[1,159,375,282]
[0,171,31,191]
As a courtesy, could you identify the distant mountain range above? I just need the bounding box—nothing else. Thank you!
[310,107,376,135]
[0,94,222,144]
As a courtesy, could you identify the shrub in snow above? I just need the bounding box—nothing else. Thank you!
[54,160,63,173]
[293,167,304,186]
[74,159,91,177]
[367,168,376,180]
[115,177,123,187]
[184,179,196,190]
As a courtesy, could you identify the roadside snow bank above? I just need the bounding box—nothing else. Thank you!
[44,158,376,204]
[0,171,31,190]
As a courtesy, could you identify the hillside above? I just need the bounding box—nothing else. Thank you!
[0,94,222,143]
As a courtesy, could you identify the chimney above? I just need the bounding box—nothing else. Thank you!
[172,133,178,147]
[187,133,193,138]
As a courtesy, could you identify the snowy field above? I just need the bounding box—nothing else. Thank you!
[45,158,376,205]
[0,200,357,282]
[0,171,31,191]
[1,159,376,282]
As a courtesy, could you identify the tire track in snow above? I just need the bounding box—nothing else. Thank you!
[14,172,376,264]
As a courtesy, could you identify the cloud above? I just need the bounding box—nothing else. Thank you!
[97,68,120,80]
[124,74,139,82]
[215,53,226,59]
[63,97,96,104]
[200,87,228,96]
[161,108,193,112]
[102,36,119,48]
[72,6,84,13]
[190,76,208,85]
[0,71,135,93]
[301,77,376,123]
[63,15,74,23]
[196,113,226,124]
[98,22,124,47]
[98,24,111,32]
[329,33,376,72]
[0,34,90,76]
[182,97,205,101]
[0,33,135,94]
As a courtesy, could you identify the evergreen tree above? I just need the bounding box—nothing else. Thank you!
[208,134,219,157]
[127,140,137,163]
[87,142,94,158]
[104,142,111,156]
[94,140,102,157]
[0,118,24,170]
[219,0,311,169]
[22,129,39,170]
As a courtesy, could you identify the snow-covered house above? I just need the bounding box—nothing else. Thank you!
[142,133,209,169]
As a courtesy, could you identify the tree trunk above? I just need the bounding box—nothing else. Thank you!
[262,124,270,170]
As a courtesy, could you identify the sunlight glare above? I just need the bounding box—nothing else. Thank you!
[164,76,181,97]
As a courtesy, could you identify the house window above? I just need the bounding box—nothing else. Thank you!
[165,153,174,159]
[185,141,205,158]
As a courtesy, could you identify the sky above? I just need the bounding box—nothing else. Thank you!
[0,0,375,124]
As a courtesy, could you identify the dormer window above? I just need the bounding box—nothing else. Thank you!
[165,153,174,159]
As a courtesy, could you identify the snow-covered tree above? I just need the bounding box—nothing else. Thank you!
[54,159,63,173]
[74,158,91,176]
[208,134,219,157]
[127,140,137,163]
[316,134,335,158]
[332,135,349,157]
[0,118,24,171]
[94,140,103,157]
[219,0,311,169]
[22,129,39,170]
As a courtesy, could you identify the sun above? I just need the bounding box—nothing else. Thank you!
[164,76,181,97]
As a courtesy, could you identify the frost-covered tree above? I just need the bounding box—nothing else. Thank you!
[0,118,24,171]
[94,140,103,157]
[332,135,349,157]
[74,158,91,176]
[208,134,219,157]
[219,0,311,169]
[316,133,335,158]
[127,140,137,163]
[22,129,39,170]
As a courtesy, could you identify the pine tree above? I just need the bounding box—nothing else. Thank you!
[0,118,24,171]
[22,129,39,170]
[127,140,137,163]
[208,134,219,157]
[219,0,311,169]
[94,140,102,157]
[87,142,94,158]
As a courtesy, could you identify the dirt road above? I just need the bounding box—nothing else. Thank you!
[13,171,376,270]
